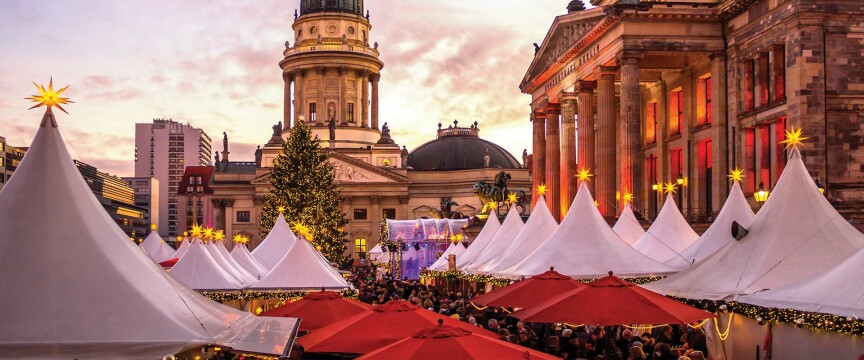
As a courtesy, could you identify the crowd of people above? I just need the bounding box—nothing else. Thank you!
[348,265,709,360]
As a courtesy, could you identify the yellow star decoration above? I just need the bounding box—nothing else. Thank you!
[214,230,225,242]
[507,192,519,204]
[293,222,312,240]
[594,200,600,207]
[576,168,594,182]
[664,182,677,194]
[450,234,463,243]
[26,78,74,113]
[482,201,498,213]
[150,224,157,231]
[779,126,808,149]
[536,184,548,196]
[233,234,249,245]
[203,227,214,240]
[190,224,203,238]
[623,192,634,204]
[277,206,286,213]
[176,236,185,243]
[728,168,745,183]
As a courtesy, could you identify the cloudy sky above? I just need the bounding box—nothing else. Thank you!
[0,0,570,175]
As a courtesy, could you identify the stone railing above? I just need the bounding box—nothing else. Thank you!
[284,43,380,57]
[437,127,479,138]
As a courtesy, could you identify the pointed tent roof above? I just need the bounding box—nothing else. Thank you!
[740,246,864,318]
[230,243,269,280]
[502,183,676,279]
[428,242,459,271]
[612,204,645,246]
[632,194,699,263]
[171,240,248,290]
[646,150,864,300]
[668,182,755,268]
[0,112,297,358]
[140,231,176,263]
[252,213,297,270]
[464,206,525,274]
[174,237,191,259]
[455,212,501,269]
[485,196,558,276]
[209,241,257,285]
[251,236,351,290]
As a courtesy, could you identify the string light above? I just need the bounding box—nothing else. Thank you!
[200,289,358,303]
[714,313,734,341]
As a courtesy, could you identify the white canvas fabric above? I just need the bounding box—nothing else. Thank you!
[173,238,191,259]
[211,241,258,285]
[740,246,864,318]
[251,237,351,290]
[140,231,176,263]
[0,114,297,359]
[502,183,676,279]
[171,240,248,290]
[252,213,297,270]
[668,182,755,268]
[646,150,864,300]
[633,194,699,263]
[427,243,458,271]
[485,196,558,276]
[367,243,388,263]
[455,212,501,269]
[230,243,269,280]
[613,205,646,246]
[464,206,525,274]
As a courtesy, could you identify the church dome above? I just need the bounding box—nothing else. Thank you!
[300,0,364,16]
[408,121,522,171]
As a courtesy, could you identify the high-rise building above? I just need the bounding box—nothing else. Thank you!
[134,119,212,236]
[122,177,160,232]
[75,160,148,239]
[0,136,26,191]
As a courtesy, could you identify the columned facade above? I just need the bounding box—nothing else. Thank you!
[576,80,596,193]
[595,66,617,217]
[544,105,562,219]
[618,52,642,210]
[531,111,547,207]
[560,93,578,216]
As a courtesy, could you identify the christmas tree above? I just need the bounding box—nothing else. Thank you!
[259,121,349,264]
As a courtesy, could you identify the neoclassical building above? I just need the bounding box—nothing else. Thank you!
[187,1,530,258]
[522,0,864,226]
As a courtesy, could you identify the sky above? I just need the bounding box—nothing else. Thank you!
[0,0,569,176]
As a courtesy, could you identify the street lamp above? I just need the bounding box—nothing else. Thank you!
[754,182,769,205]
[651,182,661,220]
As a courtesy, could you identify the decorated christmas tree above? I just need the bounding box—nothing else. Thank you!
[259,121,349,264]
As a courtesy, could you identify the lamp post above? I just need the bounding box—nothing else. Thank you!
[754,182,769,208]
[676,175,687,212]
[651,182,661,220]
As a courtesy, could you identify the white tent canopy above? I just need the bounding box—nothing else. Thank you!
[140,231,176,263]
[455,211,501,269]
[464,205,525,274]
[367,243,388,263]
[502,183,676,279]
[251,236,351,291]
[0,112,298,359]
[252,213,297,270]
[427,242,466,271]
[646,150,864,300]
[230,243,269,280]
[171,240,249,290]
[612,204,645,246]
[485,196,558,276]
[668,182,755,268]
[632,194,699,263]
[208,241,257,285]
[173,237,191,259]
[740,246,864,319]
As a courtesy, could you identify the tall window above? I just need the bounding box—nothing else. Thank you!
[759,125,772,189]
[705,77,713,125]
[383,208,396,219]
[309,102,317,122]
[744,128,756,192]
[646,102,657,144]
[758,53,770,108]
[670,147,684,180]
[347,103,355,122]
[670,90,683,136]
[353,208,368,220]
[774,116,787,176]
[772,45,786,102]
[236,211,251,223]
[741,60,755,112]
[354,238,366,259]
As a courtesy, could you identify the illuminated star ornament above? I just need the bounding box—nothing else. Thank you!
[27,78,73,113]
[779,126,808,150]
[203,227,214,241]
[576,168,594,182]
[623,192,634,204]
[190,224,203,238]
[277,206,286,213]
[233,234,250,245]
[507,192,519,205]
[150,224,157,231]
[214,230,225,242]
[664,182,677,194]
[536,184,548,196]
[728,168,745,183]
[482,201,498,213]
[293,222,312,240]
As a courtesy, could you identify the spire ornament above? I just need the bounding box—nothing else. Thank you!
[26,78,73,127]
[779,126,808,150]
[728,168,745,183]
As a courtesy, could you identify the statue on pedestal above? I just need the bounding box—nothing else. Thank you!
[328,119,336,141]
[522,149,529,168]
[483,148,491,167]
[254,146,262,167]
[377,122,395,145]
[401,146,409,168]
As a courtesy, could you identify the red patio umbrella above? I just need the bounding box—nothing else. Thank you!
[511,272,714,325]
[259,291,372,331]
[297,299,498,354]
[470,267,585,308]
[358,319,559,360]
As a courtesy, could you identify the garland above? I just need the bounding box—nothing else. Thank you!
[200,289,358,303]
[421,270,665,288]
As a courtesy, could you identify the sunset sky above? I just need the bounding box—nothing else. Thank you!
[0,0,571,175]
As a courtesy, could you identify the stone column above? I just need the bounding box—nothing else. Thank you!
[596,66,617,217]
[340,67,348,125]
[560,95,577,216]
[371,196,381,243]
[316,66,326,126]
[531,110,546,208]
[283,73,292,130]
[577,80,596,191]
[710,51,729,217]
[294,70,305,123]
[545,104,561,220]
[223,199,235,244]
[360,71,369,128]
[371,74,380,130]
[618,52,642,212]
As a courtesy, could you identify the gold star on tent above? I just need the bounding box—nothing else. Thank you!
[664,182,677,194]
[233,234,250,245]
[779,126,808,150]
[576,168,594,182]
[293,222,312,240]
[277,206,286,213]
[150,224,157,231]
[728,168,745,183]
[536,184,548,196]
[214,230,225,242]
[482,201,498,213]
[623,192,634,204]
[507,192,519,204]
[203,227,214,240]
[190,224,203,238]
[450,234,463,243]
[26,78,74,114]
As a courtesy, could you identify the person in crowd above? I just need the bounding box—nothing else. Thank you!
[628,345,647,360]
[652,343,677,360]
[560,333,580,360]
[686,351,705,360]
[617,328,637,355]
[656,325,677,347]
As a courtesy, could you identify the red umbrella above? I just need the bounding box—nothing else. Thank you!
[297,299,498,354]
[259,291,372,331]
[470,267,585,308]
[358,319,559,360]
[511,272,714,325]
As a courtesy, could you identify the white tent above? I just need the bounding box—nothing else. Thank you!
[209,241,258,285]
[230,243,269,280]
[612,204,645,246]
[485,196,558,276]
[251,236,351,290]
[367,243,388,263]
[173,237,191,259]
[0,112,298,358]
[427,242,467,271]
[464,206,525,274]
[455,213,501,269]
[646,149,864,300]
[170,240,249,290]
[140,231,176,263]
[252,213,297,270]
[502,183,676,279]
[632,194,699,263]
[668,182,755,268]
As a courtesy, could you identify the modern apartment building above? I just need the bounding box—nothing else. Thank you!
[75,160,149,239]
[122,177,160,233]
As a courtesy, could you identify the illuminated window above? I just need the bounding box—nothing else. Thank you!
[353,208,367,220]
[645,102,657,144]
[670,147,683,180]
[669,90,683,136]
[705,77,712,125]
[772,46,786,101]
[309,103,317,122]
[354,238,367,259]
[347,103,355,122]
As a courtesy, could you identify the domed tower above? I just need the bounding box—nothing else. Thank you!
[280,0,384,147]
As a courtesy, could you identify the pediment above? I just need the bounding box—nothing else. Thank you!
[522,8,606,89]
[329,152,409,184]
